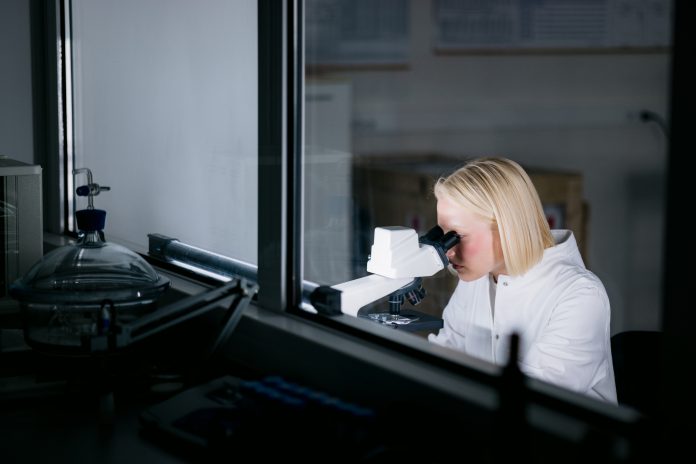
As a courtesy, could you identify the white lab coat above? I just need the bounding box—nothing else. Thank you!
[429,230,617,404]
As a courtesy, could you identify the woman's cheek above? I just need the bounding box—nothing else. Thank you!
[461,240,479,259]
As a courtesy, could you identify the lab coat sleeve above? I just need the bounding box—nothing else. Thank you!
[518,283,611,397]
[428,310,460,350]
[428,285,467,352]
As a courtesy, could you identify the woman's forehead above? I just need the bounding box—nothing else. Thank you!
[437,198,487,229]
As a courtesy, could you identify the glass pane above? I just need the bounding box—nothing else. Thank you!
[71,0,257,264]
[304,0,669,402]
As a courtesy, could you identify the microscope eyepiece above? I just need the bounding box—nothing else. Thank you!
[419,225,460,268]
[420,225,444,242]
[439,231,460,251]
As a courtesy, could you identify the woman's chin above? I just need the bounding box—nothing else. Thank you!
[448,264,484,282]
[456,269,484,282]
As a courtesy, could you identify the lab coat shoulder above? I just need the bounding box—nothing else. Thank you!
[558,270,610,320]
[538,232,610,318]
[547,247,611,328]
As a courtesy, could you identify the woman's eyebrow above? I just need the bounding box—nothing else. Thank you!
[444,223,466,232]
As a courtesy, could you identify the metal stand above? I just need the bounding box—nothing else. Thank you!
[87,278,258,354]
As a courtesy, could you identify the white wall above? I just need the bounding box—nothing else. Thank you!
[305,82,353,284]
[0,0,34,164]
[71,0,258,263]
[317,0,670,334]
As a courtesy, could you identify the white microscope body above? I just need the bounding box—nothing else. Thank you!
[332,226,458,317]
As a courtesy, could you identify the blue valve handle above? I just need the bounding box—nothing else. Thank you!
[76,183,111,197]
[76,208,106,232]
[74,168,110,211]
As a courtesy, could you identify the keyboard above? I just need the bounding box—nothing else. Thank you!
[140,375,379,459]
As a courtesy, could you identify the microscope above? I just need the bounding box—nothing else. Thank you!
[311,225,459,330]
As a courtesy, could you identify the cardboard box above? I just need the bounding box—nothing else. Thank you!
[352,154,588,318]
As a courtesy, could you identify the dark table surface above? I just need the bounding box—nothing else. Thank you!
[0,324,234,464]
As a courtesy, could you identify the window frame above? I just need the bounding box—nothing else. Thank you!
[257,0,303,312]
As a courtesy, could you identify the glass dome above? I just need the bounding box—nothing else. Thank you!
[10,229,170,350]
[9,168,171,351]
[11,230,169,305]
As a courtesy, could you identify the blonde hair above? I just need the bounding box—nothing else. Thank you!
[434,157,554,276]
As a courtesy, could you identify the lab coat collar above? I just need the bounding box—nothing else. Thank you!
[494,230,582,287]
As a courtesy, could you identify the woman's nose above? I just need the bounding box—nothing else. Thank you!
[446,247,455,258]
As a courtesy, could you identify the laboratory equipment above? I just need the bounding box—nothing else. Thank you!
[311,225,459,329]
[140,374,378,459]
[0,157,42,309]
[10,168,169,352]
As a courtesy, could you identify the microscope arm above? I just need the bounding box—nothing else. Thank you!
[310,226,459,318]
[332,275,414,317]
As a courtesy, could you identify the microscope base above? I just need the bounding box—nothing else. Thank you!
[357,308,443,333]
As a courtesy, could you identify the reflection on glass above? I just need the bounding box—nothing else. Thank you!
[304,0,669,402]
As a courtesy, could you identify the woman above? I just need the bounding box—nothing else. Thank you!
[428,157,617,403]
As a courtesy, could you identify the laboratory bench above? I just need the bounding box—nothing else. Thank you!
[0,322,234,463]
[0,288,497,463]
[0,290,438,463]
[0,271,649,463]
[0,355,190,464]
[0,290,265,463]
[0,330,434,463]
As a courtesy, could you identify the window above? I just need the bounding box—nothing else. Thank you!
[57,0,668,405]
[41,1,683,456]
[69,0,257,263]
[303,0,669,338]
